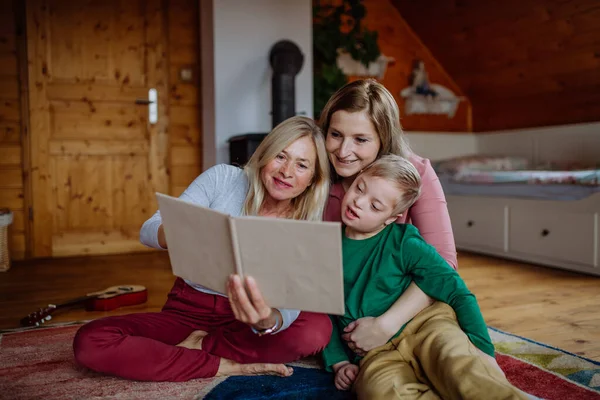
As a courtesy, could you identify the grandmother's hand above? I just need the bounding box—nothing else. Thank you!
[227,275,279,331]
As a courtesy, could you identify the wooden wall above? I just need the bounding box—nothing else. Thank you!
[0,0,202,260]
[393,0,600,131]
[168,0,202,197]
[0,1,26,260]
[362,0,472,132]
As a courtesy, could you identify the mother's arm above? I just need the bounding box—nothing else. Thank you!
[408,158,458,269]
[343,159,457,354]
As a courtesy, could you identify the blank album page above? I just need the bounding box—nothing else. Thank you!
[156,193,236,294]
[233,217,345,315]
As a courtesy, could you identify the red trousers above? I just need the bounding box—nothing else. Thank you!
[73,278,332,382]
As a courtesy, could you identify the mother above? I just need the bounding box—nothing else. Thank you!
[73,116,332,382]
[319,79,458,355]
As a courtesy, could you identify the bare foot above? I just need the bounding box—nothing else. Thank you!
[216,358,293,377]
[176,330,208,350]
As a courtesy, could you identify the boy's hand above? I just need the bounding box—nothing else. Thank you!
[332,361,359,391]
[342,317,395,356]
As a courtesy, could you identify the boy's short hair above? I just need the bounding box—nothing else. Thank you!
[360,155,422,214]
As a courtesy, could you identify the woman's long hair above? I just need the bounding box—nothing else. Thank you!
[243,116,330,221]
[318,79,412,162]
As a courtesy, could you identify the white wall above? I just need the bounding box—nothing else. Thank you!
[405,132,478,161]
[201,0,313,167]
[477,122,600,164]
[406,122,600,163]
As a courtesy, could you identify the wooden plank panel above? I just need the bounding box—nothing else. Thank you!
[360,0,471,132]
[170,146,200,167]
[0,121,21,146]
[8,230,25,251]
[51,157,69,234]
[467,70,600,101]
[145,0,170,201]
[112,156,154,229]
[170,105,199,128]
[170,164,200,188]
[0,168,23,188]
[168,0,198,44]
[170,123,201,145]
[0,79,19,99]
[11,209,25,232]
[49,100,147,140]
[563,28,600,48]
[7,230,25,260]
[170,105,201,147]
[48,140,148,156]
[52,230,151,257]
[168,24,197,47]
[392,0,600,131]
[0,122,21,143]
[169,83,198,106]
[170,186,187,197]
[0,99,20,121]
[0,0,15,31]
[26,0,170,258]
[458,51,600,85]
[46,84,147,102]
[0,53,18,77]
[0,188,23,210]
[475,93,600,130]
[169,64,199,87]
[0,33,16,53]
[62,156,113,230]
[109,1,147,87]
[0,146,21,166]
[168,44,198,65]
[167,0,201,186]
[15,0,32,260]
[46,1,146,85]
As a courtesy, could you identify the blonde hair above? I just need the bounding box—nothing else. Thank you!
[243,116,330,221]
[318,79,411,159]
[360,155,421,214]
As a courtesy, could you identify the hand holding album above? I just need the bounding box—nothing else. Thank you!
[156,193,345,315]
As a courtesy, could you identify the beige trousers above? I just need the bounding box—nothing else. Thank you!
[354,302,529,400]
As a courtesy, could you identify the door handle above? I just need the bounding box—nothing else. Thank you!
[135,89,158,124]
[135,99,154,105]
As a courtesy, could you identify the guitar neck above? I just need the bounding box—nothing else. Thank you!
[53,295,94,309]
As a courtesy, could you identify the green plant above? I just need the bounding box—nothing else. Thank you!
[313,0,381,117]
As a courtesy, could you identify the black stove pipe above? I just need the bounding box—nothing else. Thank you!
[269,40,304,129]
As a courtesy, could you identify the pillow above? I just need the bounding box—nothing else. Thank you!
[433,155,531,175]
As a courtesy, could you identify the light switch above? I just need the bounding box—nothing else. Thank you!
[179,67,193,82]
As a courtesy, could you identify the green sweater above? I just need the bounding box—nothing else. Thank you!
[322,223,494,371]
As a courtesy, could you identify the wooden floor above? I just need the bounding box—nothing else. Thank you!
[1,251,599,361]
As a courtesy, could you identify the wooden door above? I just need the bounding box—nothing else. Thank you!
[26,0,169,257]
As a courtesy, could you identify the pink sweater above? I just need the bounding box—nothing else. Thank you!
[324,153,458,270]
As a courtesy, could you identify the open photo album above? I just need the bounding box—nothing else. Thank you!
[156,193,345,315]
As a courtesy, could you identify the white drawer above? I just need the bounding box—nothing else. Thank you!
[447,197,506,251]
[509,208,595,267]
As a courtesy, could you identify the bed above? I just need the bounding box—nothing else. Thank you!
[433,156,600,276]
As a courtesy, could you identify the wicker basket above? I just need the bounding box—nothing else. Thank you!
[0,208,13,272]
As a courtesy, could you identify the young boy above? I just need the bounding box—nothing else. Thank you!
[323,155,528,399]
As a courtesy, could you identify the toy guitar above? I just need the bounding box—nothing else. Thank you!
[20,284,148,327]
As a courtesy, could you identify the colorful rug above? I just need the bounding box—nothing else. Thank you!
[0,323,598,399]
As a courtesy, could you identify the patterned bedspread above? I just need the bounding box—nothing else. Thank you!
[433,156,600,187]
